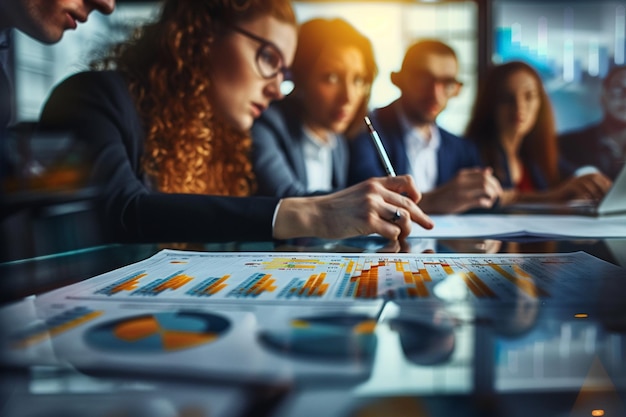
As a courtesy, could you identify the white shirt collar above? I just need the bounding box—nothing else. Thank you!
[302,126,338,149]
[301,126,337,193]
[395,104,441,150]
[394,103,440,192]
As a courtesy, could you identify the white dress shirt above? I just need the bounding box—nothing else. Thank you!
[397,106,441,193]
[302,126,337,193]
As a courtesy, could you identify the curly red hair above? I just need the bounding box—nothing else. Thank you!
[95,0,296,196]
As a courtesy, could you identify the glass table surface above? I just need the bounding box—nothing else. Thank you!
[1,236,625,417]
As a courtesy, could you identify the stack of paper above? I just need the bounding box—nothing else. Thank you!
[410,214,626,239]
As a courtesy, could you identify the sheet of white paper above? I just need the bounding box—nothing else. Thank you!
[3,250,624,384]
[410,214,626,238]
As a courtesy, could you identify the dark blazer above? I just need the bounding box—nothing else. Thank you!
[348,101,482,186]
[251,97,348,197]
[40,71,280,243]
[494,146,550,191]
[559,122,625,181]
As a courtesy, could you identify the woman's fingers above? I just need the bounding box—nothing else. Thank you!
[274,175,433,241]
[376,174,422,203]
[375,176,434,231]
[366,179,434,240]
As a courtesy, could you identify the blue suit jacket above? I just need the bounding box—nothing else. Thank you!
[251,97,348,197]
[348,102,482,186]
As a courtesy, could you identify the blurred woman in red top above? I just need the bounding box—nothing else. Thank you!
[465,61,612,206]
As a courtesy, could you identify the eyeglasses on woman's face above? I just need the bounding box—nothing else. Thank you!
[231,26,291,80]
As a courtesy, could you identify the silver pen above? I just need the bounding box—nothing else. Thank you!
[364,116,396,177]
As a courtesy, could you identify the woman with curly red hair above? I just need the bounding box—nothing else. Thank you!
[39,0,432,244]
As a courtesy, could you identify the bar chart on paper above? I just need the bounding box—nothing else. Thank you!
[50,250,620,305]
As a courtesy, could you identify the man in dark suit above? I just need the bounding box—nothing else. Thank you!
[349,40,502,214]
[559,65,626,181]
[0,0,115,176]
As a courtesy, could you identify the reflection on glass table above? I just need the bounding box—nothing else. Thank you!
[0,237,625,417]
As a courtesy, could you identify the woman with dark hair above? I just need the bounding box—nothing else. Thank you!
[250,17,377,197]
[39,0,432,244]
[465,61,611,205]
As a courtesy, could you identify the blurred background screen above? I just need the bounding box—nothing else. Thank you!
[494,0,626,133]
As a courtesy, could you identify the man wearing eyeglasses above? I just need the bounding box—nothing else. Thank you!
[348,40,502,214]
[559,65,626,181]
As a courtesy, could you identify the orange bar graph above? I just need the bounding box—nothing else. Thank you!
[154,274,193,292]
[203,275,230,295]
[419,268,431,281]
[458,272,496,298]
[515,264,549,297]
[355,270,368,298]
[208,283,227,294]
[413,274,429,297]
[300,274,317,295]
[16,310,103,349]
[442,263,454,274]
[247,274,277,295]
[318,283,329,295]
[354,275,363,297]
[253,275,278,295]
[368,266,378,298]
[355,266,379,299]
[310,272,328,296]
[490,264,547,298]
[109,273,147,294]
[467,271,497,298]
[459,272,482,297]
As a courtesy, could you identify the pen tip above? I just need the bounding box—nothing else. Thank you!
[364,116,372,126]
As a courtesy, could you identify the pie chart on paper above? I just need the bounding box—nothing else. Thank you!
[258,314,378,359]
[84,311,230,353]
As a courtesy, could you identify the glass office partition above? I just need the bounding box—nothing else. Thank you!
[493,0,626,133]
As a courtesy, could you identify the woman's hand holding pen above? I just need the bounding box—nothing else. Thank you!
[273,175,434,241]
